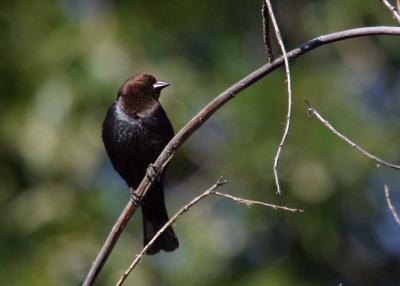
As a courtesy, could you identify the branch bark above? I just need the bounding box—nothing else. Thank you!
[82,26,400,286]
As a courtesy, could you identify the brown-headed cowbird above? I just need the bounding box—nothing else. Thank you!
[102,73,178,255]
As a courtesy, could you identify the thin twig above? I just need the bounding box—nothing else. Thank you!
[116,178,303,286]
[82,26,400,286]
[380,0,400,24]
[211,191,303,212]
[116,177,228,286]
[304,98,400,170]
[384,185,400,226]
[262,1,275,62]
[265,0,293,196]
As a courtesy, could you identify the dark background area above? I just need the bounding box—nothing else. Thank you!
[1,0,400,285]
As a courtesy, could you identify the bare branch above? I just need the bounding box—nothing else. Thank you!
[211,191,303,212]
[82,26,400,286]
[262,1,274,62]
[116,178,303,285]
[384,185,400,226]
[304,99,400,170]
[380,0,400,24]
[264,0,293,196]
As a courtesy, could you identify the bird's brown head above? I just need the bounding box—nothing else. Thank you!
[118,73,169,100]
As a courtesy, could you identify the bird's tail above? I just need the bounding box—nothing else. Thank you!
[141,183,179,255]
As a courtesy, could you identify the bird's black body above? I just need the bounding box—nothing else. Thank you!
[102,73,178,255]
[102,101,173,188]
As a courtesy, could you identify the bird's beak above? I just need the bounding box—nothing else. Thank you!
[153,81,170,91]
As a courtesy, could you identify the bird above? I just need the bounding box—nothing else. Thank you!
[102,72,178,255]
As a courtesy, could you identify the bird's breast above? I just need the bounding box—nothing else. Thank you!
[109,103,166,154]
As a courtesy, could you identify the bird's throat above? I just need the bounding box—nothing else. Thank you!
[118,95,158,117]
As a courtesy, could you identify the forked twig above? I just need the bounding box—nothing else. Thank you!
[116,177,227,286]
[116,177,303,285]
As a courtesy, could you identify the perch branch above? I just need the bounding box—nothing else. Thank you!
[380,0,400,24]
[116,177,303,286]
[265,0,293,196]
[82,26,400,286]
[304,99,400,170]
[384,185,400,226]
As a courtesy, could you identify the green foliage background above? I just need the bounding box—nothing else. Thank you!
[1,0,400,285]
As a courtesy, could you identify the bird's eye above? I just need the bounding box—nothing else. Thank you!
[144,79,150,85]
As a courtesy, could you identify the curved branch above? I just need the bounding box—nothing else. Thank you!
[82,26,400,286]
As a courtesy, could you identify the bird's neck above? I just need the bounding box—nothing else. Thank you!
[118,95,158,117]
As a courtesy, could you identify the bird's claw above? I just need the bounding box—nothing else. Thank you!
[129,187,141,206]
[146,163,160,183]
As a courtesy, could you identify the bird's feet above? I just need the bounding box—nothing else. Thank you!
[146,163,160,183]
[129,187,141,206]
